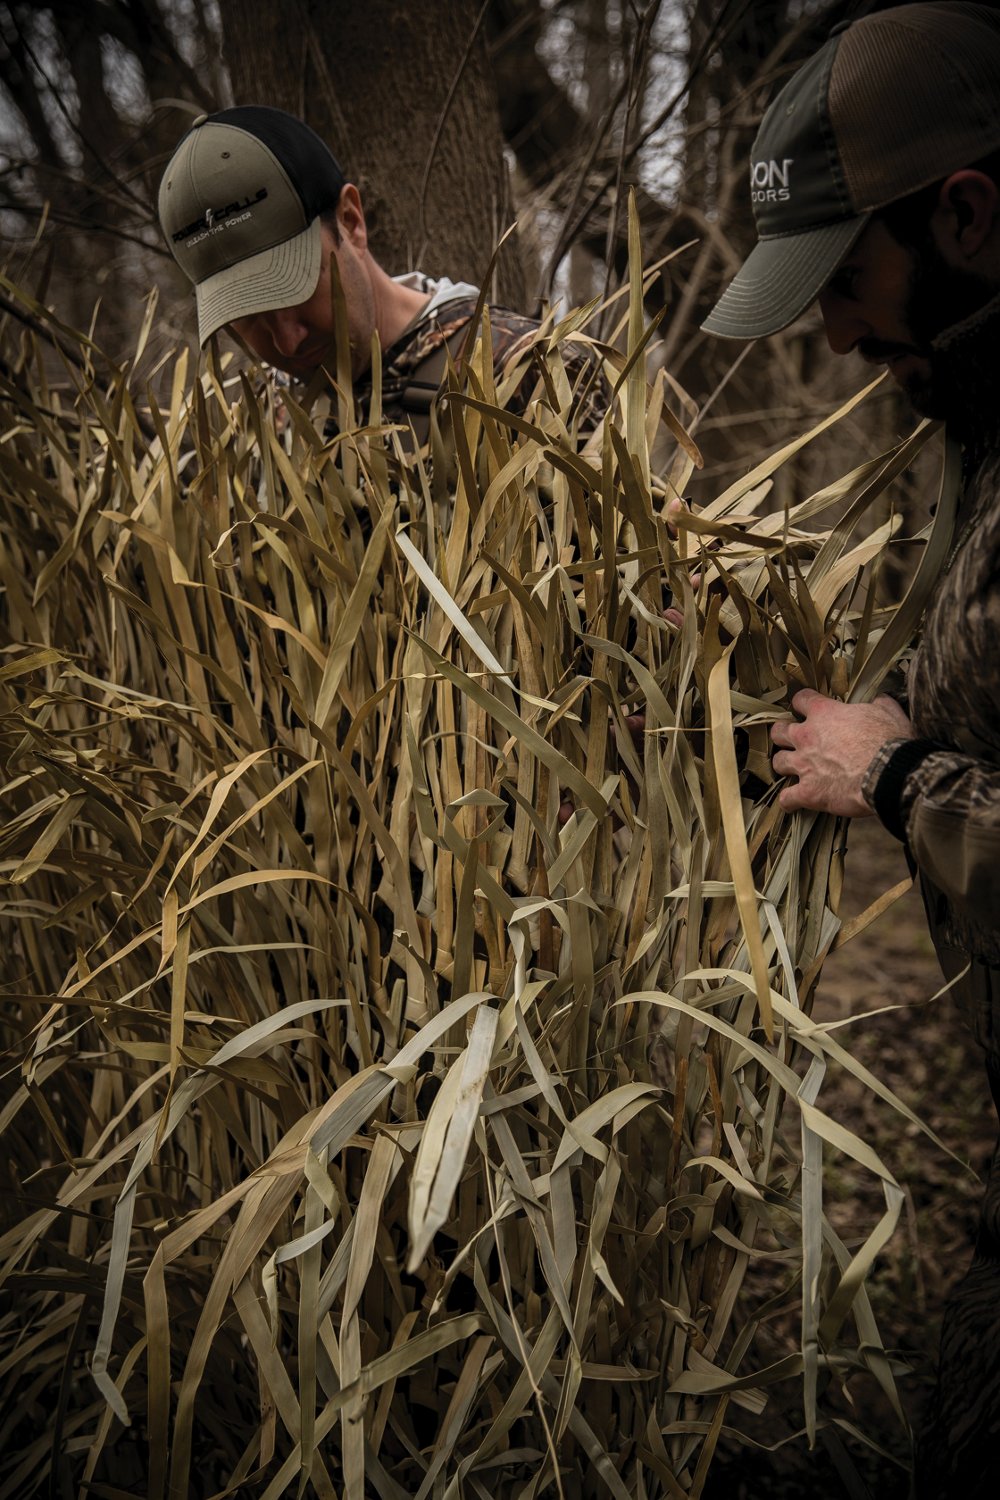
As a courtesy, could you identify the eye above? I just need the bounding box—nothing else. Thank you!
[826,265,860,299]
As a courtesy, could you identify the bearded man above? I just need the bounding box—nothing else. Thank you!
[703,5,1000,1493]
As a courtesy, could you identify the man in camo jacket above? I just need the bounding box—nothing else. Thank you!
[704,5,1000,1493]
[157,105,605,448]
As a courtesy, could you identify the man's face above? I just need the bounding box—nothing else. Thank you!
[228,222,375,380]
[817,217,992,418]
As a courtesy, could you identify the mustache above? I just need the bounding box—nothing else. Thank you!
[857,337,929,362]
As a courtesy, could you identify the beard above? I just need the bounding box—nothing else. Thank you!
[868,237,994,420]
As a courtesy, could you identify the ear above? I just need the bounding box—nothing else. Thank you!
[932,170,999,264]
[336,183,368,251]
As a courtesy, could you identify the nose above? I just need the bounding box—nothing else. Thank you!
[266,307,308,358]
[817,290,869,356]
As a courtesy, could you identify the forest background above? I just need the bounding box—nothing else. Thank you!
[1,0,998,1496]
[3,0,990,527]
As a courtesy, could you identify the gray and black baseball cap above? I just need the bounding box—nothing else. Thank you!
[703,3,1000,340]
[158,106,346,345]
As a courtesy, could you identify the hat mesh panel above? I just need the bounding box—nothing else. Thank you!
[831,4,1000,211]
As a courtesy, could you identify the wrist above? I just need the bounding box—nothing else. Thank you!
[863,736,945,842]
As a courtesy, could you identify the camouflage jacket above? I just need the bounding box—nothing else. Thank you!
[863,290,1000,1104]
[869,292,1000,1500]
[352,284,608,445]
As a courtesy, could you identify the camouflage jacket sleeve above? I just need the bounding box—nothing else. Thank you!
[859,437,1000,963]
[863,738,1000,954]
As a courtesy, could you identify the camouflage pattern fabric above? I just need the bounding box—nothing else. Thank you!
[862,292,1000,980]
[862,289,1000,1498]
[354,294,608,438]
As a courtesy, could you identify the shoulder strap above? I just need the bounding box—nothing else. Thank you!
[384,296,542,450]
[399,317,476,420]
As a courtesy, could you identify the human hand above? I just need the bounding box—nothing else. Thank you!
[770,688,913,817]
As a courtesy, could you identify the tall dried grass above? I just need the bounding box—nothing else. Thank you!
[0,228,957,1498]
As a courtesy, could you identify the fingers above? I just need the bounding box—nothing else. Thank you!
[665,496,686,529]
[666,495,690,544]
[789,686,823,714]
[771,714,803,791]
[769,718,797,749]
[777,782,809,813]
[662,570,700,629]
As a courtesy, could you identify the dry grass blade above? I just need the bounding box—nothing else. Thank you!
[0,225,951,1497]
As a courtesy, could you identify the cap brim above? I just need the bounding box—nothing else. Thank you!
[195,218,323,345]
[701,215,870,340]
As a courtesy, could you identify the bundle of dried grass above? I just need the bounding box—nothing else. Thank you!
[0,229,956,1499]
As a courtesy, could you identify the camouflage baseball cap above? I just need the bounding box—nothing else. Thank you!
[703,3,1000,340]
[158,106,346,345]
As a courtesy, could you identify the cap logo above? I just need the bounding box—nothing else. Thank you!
[172,187,270,246]
[751,157,793,204]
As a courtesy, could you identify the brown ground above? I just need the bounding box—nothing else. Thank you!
[703,818,997,1499]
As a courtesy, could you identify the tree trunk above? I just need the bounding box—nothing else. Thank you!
[221,0,525,308]
[0,0,221,349]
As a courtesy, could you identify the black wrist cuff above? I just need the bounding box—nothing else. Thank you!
[871,737,944,843]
